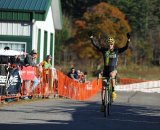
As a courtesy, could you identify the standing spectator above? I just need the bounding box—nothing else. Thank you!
[83,71,88,83]
[40,55,52,82]
[10,55,23,68]
[52,67,58,98]
[23,49,40,99]
[40,55,52,98]
[6,64,21,95]
[0,46,10,66]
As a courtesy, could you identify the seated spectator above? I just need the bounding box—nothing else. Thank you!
[78,71,88,83]
[67,68,79,82]
[76,70,81,80]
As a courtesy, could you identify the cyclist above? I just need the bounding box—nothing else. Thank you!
[88,32,131,112]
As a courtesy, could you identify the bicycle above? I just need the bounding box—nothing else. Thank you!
[102,77,115,117]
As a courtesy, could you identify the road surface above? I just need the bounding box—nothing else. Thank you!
[0,91,160,130]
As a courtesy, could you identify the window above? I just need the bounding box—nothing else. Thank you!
[0,41,26,52]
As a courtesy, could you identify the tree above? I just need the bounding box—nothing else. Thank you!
[70,2,131,60]
[108,0,160,65]
[61,0,160,66]
[61,0,109,18]
[55,15,73,65]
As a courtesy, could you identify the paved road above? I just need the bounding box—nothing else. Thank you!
[0,91,160,130]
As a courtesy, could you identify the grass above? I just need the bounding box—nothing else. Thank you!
[118,65,160,80]
[81,64,160,81]
[55,63,160,81]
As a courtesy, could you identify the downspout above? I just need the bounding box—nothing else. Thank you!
[32,15,36,50]
[52,33,55,67]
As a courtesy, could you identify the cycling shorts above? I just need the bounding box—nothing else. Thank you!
[103,66,117,78]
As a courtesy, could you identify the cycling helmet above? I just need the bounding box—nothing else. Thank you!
[107,37,115,44]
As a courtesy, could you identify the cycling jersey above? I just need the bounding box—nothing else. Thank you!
[91,38,129,77]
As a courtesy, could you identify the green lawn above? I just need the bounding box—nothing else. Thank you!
[118,65,160,80]
[55,64,160,81]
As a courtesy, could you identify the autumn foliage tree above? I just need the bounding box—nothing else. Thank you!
[69,2,131,62]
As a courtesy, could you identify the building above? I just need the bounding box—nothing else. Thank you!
[0,0,62,65]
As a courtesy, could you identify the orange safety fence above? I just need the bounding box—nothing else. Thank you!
[57,70,102,101]
[0,66,58,103]
[0,66,149,103]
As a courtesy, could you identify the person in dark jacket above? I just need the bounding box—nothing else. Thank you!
[67,67,79,82]
[89,32,131,111]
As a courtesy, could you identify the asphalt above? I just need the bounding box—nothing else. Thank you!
[0,91,160,130]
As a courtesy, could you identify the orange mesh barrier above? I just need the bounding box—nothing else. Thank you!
[57,70,102,101]
[21,67,58,98]
[0,67,58,103]
[119,78,147,85]
[1,66,150,104]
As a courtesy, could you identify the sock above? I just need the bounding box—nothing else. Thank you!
[112,86,115,92]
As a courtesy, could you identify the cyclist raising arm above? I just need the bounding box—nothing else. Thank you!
[88,32,131,112]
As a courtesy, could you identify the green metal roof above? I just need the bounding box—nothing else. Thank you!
[0,0,51,21]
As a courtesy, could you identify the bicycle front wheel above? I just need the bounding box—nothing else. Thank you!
[104,89,110,117]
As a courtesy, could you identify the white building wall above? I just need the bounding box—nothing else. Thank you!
[47,33,50,54]
[52,33,55,66]
[51,0,62,30]
[40,29,44,63]
[0,6,57,66]
[35,7,55,33]
[33,7,55,65]
[0,22,31,36]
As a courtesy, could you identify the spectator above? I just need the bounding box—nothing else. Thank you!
[6,64,21,95]
[10,55,23,68]
[23,49,40,99]
[40,55,52,81]
[52,67,58,98]
[83,71,88,83]
[76,69,81,80]
[40,55,52,98]
[0,46,10,65]
[24,49,38,66]
[79,71,84,83]
[67,68,79,82]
